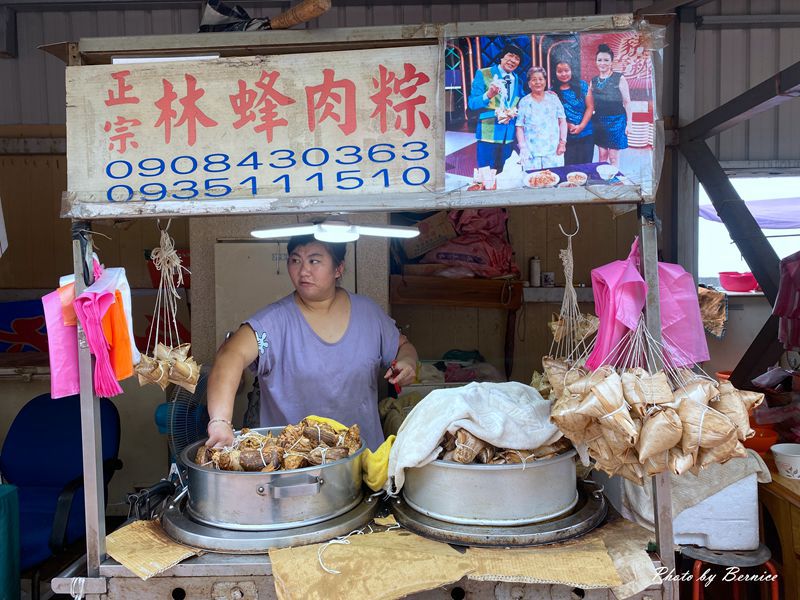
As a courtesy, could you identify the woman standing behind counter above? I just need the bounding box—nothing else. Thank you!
[590,43,632,168]
[552,59,594,166]
[205,235,418,451]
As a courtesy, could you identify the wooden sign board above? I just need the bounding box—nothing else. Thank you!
[64,18,659,220]
[65,45,441,217]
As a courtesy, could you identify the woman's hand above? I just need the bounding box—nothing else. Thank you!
[206,420,235,449]
[384,359,416,388]
[556,140,567,156]
[568,123,583,135]
[625,124,631,137]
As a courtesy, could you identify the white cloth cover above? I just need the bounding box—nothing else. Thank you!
[386,381,562,493]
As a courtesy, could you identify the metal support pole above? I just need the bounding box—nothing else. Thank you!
[639,204,678,600]
[673,7,697,274]
[71,221,106,577]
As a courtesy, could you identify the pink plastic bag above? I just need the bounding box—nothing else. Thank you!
[42,290,80,399]
[586,238,709,370]
[421,234,520,278]
[448,208,508,237]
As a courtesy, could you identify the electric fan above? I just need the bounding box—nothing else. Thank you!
[154,372,209,464]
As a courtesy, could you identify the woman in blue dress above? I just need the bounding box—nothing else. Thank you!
[590,44,632,168]
[552,59,595,166]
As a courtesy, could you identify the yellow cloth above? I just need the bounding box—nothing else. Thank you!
[362,435,395,491]
[304,415,348,432]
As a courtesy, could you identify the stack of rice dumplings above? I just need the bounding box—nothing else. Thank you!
[136,341,201,393]
[436,428,572,465]
[548,359,764,484]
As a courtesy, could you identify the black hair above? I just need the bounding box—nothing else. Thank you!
[596,43,614,60]
[499,43,524,62]
[551,59,584,103]
[287,235,347,267]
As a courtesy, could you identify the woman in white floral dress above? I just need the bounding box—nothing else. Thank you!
[515,66,568,171]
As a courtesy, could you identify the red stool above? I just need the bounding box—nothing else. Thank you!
[680,544,779,600]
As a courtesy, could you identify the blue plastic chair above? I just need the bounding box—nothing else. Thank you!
[0,393,122,599]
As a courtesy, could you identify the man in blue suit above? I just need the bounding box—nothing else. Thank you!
[467,43,525,174]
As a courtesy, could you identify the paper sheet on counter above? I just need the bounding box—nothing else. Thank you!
[106,519,201,580]
[268,517,654,600]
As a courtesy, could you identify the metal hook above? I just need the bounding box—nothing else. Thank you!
[558,206,580,238]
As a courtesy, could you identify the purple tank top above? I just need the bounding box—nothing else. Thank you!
[245,291,399,450]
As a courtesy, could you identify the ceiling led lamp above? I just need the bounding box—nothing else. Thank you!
[251,219,419,243]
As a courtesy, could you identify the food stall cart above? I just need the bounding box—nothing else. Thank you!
[46,13,676,599]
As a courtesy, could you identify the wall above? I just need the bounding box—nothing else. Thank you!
[703,293,774,377]
[0,154,188,288]
[695,0,800,164]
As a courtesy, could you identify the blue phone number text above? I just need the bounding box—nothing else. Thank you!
[103,142,431,202]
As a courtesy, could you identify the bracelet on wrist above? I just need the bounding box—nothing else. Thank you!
[208,418,233,429]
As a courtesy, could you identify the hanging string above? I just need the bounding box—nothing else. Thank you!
[144,220,191,356]
[548,206,601,367]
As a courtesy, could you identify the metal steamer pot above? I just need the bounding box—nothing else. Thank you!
[402,449,578,526]
[179,427,365,531]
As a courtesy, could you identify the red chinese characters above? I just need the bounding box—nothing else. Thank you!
[229,71,296,142]
[103,71,142,154]
[105,70,140,107]
[99,60,434,159]
[154,74,218,146]
[369,63,431,137]
[305,69,357,136]
[104,116,142,154]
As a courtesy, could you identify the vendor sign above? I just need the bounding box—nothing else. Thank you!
[445,30,659,197]
[65,46,439,212]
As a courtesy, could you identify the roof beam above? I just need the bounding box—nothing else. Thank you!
[634,0,713,16]
[698,14,800,29]
[635,1,694,16]
[679,140,781,303]
[680,59,800,142]
[729,315,783,391]
[679,139,784,390]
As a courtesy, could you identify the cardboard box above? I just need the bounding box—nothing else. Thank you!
[402,263,450,276]
[402,212,457,259]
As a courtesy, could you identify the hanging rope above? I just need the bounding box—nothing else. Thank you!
[549,207,598,362]
[144,220,190,356]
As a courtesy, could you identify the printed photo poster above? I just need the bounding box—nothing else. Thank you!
[444,31,658,197]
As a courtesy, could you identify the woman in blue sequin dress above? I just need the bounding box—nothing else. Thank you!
[590,44,632,168]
